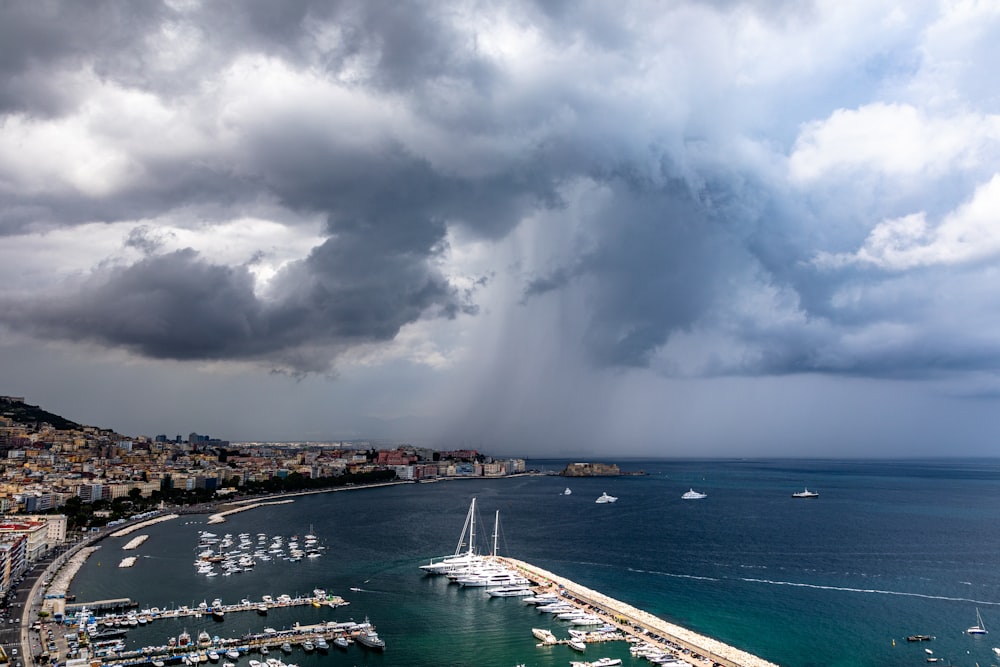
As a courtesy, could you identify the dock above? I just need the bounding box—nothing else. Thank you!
[497,557,780,667]
[66,598,137,614]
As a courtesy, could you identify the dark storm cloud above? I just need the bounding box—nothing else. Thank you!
[1,244,469,372]
[2,0,998,389]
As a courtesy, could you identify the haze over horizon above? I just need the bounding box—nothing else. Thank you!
[2,2,999,458]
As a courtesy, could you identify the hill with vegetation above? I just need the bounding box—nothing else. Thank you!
[0,396,81,431]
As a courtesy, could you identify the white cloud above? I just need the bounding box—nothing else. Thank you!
[789,103,1000,183]
[816,173,1000,270]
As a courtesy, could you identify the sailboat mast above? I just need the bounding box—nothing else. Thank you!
[492,510,499,557]
[468,498,476,556]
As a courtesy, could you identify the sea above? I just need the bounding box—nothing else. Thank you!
[68,459,1000,667]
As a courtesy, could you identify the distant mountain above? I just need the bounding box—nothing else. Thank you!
[0,396,81,431]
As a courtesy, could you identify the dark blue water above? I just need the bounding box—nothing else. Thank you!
[70,459,1000,667]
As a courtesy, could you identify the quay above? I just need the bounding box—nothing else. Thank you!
[497,557,780,667]
[206,500,293,524]
[81,592,347,627]
[66,599,138,614]
[92,620,380,667]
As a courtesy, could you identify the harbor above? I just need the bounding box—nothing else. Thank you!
[418,498,779,667]
[498,557,780,667]
[58,591,379,667]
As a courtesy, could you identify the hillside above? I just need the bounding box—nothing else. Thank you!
[0,396,81,431]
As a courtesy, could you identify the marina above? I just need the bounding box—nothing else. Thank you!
[61,592,367,667]
[498,557,779,667]
[43,460,1000,666]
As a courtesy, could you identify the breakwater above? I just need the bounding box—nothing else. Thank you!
[498,557,780,667]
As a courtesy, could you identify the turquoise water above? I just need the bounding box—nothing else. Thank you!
[69,460,1000,667]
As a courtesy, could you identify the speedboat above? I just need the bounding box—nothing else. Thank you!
[225,649,240,660]
[595,492,618,504]
[792,488,819,498]
[681,489,707,500]
[563,488,572,495]
[332,637,349,650]
[568,638,586,652]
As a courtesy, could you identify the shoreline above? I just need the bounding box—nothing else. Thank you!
[499,556,780,667]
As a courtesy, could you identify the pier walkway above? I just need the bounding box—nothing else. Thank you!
[498,557,780,667]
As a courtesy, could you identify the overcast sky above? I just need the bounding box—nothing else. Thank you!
[2,0,1000,457]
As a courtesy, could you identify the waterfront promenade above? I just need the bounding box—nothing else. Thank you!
[499,557,780,667]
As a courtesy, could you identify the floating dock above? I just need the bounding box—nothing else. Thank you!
[497,557,780,667]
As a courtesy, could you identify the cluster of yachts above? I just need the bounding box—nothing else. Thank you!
[195,530,323,576]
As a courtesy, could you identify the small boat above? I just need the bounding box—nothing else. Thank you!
[332,637,349,650]
[315,637,329,652]
[792,488,819,498]
[207,651,219,663]
[968,608,988,635]
[681,489,707,500]
[225,649,240,660]
[563,488,572,495]
[212,609,225,621]
[906,635,933,642]
[302,641,315,653]
[595,492,618,504]
[568,639,586,652]
[280,643,291,654]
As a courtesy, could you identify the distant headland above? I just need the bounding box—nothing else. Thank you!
[560,461,647,476]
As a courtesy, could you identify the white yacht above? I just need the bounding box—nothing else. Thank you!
[792,488,819,498]
[595,492,618,504]
[681,489,707,500]
[420,498,487,574]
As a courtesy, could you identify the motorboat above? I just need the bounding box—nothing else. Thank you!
[332,637,349,650]
[595,492,618,504]
[792,488,819,498]
[531,628,557,645]
[355,628,384,651]
[225,649,240,660]
[568,638,586,652]
[563,488,572,495]
[681,489,707,500]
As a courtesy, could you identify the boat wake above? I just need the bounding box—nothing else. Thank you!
[739,577,1000,605]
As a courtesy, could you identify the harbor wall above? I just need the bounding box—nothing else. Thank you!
[498,557,780,667]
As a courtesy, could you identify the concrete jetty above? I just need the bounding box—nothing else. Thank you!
[498,557,780,667]
[206,500,294,524]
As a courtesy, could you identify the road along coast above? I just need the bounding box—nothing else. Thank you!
[498,557,780,667]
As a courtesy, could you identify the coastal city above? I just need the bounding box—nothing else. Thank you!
[0,395,788,667]
[0,395,526,596]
